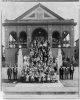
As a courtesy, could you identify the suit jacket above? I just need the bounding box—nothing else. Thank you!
[13,67,18,74]
[7,68,12,75]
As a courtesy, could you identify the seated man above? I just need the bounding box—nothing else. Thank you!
[43,72,46,82]
[47,73,50,82]
[53,72,58,82]
[21,70,25,82]
[50,68,54,82]
[38,72,42,82]
[31,73,34,82]
[26,73,30,82]
[34,73,39,83]
[45,68,49,82]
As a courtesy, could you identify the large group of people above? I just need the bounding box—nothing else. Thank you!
[21,39,58,83]
[7,38,75,83]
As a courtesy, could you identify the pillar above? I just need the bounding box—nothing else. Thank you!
[48,25,52,47]
[5,27,9,48]
[60,25,63,48]
[70,25,74,47]
[27,26,32,47]
[69,25,74,57]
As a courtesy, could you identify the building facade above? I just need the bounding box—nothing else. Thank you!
[3,3,77,65]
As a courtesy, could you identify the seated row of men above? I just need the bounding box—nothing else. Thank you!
[21,62,58,83]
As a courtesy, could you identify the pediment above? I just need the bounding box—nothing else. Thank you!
[15,3,64,20]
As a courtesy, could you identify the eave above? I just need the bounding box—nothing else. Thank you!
[3,19,77,26]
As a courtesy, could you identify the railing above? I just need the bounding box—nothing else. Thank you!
[9,41,27,48]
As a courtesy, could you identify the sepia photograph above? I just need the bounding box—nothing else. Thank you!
[1,2,79,99]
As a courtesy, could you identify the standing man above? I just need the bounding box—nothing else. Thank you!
[59,66,63,80]
[70,64,74,79]
[66,56,70,63]
[7,65,12,81]
[65,66,69,79]
[13,64,18,81]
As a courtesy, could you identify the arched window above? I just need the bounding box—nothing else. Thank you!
[62,31,70,47]
[52,31,60,47]
[19,31,27,48]
[32,28,48,42]
[9,31,17,48]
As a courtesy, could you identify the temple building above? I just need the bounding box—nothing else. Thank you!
[3,3,77,65]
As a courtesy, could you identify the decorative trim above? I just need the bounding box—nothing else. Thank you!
[3,21,77,26]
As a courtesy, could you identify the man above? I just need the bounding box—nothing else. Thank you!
[7,65,12,81]
[59,66,63,80]
[50,68,54,82]
[63,59,68,67]
[21,69,25,82]
[45,67,49,82]
[70,64,74,79]
[13,65,18,81]
[65,66,69,79]
[66,56,70,63]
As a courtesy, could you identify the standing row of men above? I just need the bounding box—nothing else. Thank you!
[7,65,18,81]
[59,64,74,80]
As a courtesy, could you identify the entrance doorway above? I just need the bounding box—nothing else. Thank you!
[32,28,48,42]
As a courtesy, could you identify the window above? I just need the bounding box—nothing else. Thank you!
[62,31,70,47]
[52,31,60,48]
[19,31,27,48]
[9,31,17,48]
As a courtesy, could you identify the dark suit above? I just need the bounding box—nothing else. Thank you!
[13,67,18,80]
[70,65,74,79]
[59,67,64,79]
[7,67,12,80]
[65,67,69,79]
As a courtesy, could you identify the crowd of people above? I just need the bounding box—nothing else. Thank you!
[7,38,75,83]
[21,39,58,83]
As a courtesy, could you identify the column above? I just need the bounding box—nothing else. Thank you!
[48,25,52,47]
[70,26,74,57]
[16,26,19,47]
[60,25,63,48]
[70,26,74,47]
[27,26,32,47]
[5,27,9,48]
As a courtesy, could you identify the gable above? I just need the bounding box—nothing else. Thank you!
[15,3,64,20]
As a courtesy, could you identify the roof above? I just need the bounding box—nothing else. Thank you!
[15,3,64,20]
